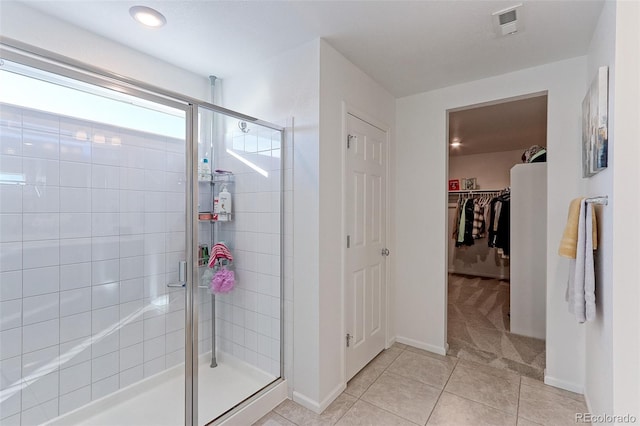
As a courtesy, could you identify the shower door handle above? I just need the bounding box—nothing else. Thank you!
[167,261,187,288]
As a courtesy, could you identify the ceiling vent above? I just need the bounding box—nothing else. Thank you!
[492,4,523,36]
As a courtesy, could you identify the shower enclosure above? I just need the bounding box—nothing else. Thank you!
[0,41,284,425]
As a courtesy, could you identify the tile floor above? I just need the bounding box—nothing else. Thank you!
[447,274,546,380]
[253,343,589,425]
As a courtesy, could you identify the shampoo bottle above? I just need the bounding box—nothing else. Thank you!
[218,184,232,221]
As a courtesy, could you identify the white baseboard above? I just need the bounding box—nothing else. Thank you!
[395,336,447,356]
[544,371,584,394]
[220,380,288,426]
[292,382,345,415]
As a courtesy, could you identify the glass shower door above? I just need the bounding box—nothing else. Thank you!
[193,105,284,425]
[0,56,192,425]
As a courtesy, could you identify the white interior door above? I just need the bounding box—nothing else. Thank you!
[345,113,387,381]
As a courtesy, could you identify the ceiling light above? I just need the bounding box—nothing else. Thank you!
[129,6,166,28]
[450,138,461,148]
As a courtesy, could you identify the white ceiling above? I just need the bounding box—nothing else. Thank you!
[16,0,603,98]
[449,94,548,156]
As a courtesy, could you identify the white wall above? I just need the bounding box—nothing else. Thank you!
[0,2,210,101]
[449,149,523,190]
[396,56,588,390]
[584,0,615,416]
[318,40,396,409]
[610,1,640,419]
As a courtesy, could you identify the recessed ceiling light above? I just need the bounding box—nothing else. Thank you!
[450,138,461,148]
[129,5,166,28]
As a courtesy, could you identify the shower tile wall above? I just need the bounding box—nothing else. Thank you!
[0,104,187,425]
[213,125,282,378]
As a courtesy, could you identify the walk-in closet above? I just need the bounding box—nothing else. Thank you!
[446,94,548,380]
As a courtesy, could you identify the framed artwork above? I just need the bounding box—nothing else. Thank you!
[582,66,608,177]
[448,179,460,191]
[462,178,477,190]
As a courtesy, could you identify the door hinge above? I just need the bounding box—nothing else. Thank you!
[346,333,352,347]
[347,235,351,248]
[347,134,355,149]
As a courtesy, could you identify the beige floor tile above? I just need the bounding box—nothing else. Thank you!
[253,411,297,426]
[274,393,356,426]
[427,392,516,426]
[387,350,456,389]
[345,362,386,398]
[361,372,440,425]
[368,346,404,369]
[518,383,589,426]
[335,400,418,426]
[391,342,409,351]
[520,376,585,402]
[516,417,543,426]
[444,360,520,414]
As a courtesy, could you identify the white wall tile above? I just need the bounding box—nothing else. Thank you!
[120,145,145,169]
[60,213,91,238]
[92,282,120,310]
[0,271,22,301]
[143,316,165,340]
[91,164,119,189]
[165,349,184,368]
[165,329,184,353]
[120,212,144,235]
[91,259,119,286]
[60,135,91,164]
[59,238,91,265]
[143,335,165,362]
[59,312,91,343]
[144,170,166,192]
[59,187,91,213]
[143,356,165,378]
[91,212,119,237]
[120,190,145,212]
[165,152,185,173]
[120,278,144,304]
[59,385,91,415]
[91,189,119,213]
[91,236,119,261]
[119,300,144,323]
[119,256,144,281]
[0,328,21,360]
[22,318,59,353]
[23,266,59,297]
[92,306,119,334]
[91,351,119,383]
[144,191,166,212]
[22,213,59,241]
[0,300,21,331]
[92,332,119,358]
[22,185,59,213]
[0,356,21,391]
[92,142,121,167]
[91,374,119,400]
[21,239,59,268]
[0,242,22,272]
[22,129,59,160]
[120,168,145,191]
[0,126,22,158]
[144,233,165,255]
[144,212,165,234]
[119,343,143,371]
[22,110,59,134]
[59,361,91,395]
[59,161,91,188]
[60,287,91,317]
[23,345,59,377]
[21,394,58,424]
[119,321,143,348]
[143,148,166,171]
[119,235,143,258]
[0,185,22,214]
[22,157,60,186]
[119,365,143,389]
[60,262,91,291]
[23,293,59,326]
[165,193,185,213]
[0,214,21,242]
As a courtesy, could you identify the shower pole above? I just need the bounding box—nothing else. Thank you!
[209,75,218,368]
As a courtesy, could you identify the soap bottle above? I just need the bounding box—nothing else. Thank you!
[218,184,232,221]
[200,157,211,180]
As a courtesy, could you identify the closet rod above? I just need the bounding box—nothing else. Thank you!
[449,189,506,194]
[585,195,608,205]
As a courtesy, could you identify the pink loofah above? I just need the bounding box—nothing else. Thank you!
[210,267,235,293]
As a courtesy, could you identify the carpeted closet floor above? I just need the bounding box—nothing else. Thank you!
[447,274,546,380]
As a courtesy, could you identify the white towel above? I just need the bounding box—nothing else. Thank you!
[566,200,596,322]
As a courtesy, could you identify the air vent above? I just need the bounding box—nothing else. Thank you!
[492,4,523,36]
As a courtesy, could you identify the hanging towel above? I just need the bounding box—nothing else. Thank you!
[559,198,598,258]
[566,200,596,323]
[208,242,233,268]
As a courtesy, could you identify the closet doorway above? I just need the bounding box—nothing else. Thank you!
[446,93,547,380]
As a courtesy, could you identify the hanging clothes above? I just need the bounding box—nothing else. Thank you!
[488,191,511,258]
